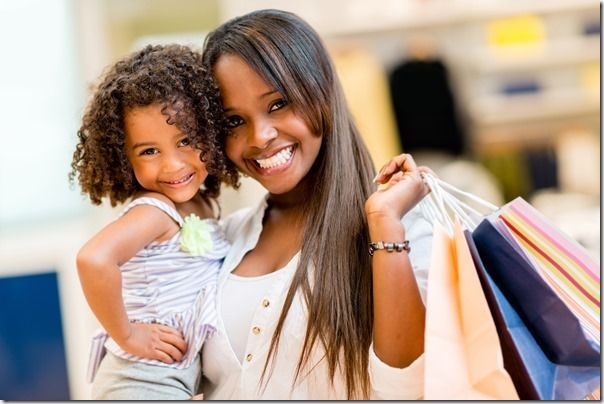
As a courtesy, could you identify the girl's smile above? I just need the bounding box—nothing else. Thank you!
[124,104,208,204]
[160,172,196,187]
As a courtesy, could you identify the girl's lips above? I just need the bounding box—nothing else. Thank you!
[162,172,194,187]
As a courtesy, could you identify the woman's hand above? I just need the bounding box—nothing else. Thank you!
[117,322,188,364]
[365,153,431,222]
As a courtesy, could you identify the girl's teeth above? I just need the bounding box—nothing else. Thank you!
[168,174,191,184]
[256,147,293,169]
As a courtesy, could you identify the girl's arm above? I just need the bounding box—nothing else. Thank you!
[365,154,431,368]
[76,201,187,363]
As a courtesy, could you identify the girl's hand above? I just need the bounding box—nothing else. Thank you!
[366,153,431,221]
[118,322,188,364]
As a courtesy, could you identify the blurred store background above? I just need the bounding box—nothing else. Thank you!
[0,0,600,399]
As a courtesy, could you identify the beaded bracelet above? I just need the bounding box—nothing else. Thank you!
[368,240,410,256]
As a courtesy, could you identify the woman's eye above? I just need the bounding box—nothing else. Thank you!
[179,137,191,147]
[139,148,157,156]
[226,115,244,129]
[269,99,287,112]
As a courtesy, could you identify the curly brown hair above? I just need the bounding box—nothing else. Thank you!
[70,43,239,207]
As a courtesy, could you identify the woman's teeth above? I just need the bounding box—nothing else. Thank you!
[255,147,293,169]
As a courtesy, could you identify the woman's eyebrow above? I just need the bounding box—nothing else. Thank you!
[260,90,278,99]
[223,90,279,113]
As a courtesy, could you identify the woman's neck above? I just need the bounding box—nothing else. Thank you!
[266,165,316,212]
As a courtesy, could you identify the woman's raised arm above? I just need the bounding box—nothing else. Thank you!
[365,153,431,368]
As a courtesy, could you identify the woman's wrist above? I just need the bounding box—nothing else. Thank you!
[366,211,406,241]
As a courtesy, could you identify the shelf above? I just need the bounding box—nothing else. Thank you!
[470,36,600,73]
[469,89,599,126]
[318,0,598,37]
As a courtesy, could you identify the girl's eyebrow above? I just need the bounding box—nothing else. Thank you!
[131,132,185,150]
[131,141,155,150]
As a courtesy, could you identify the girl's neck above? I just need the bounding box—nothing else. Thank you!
[175,192,214,219]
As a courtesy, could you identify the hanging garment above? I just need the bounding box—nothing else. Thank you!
[389,59,465,155]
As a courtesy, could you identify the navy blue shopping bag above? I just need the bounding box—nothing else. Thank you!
[472,219,599,366]
[465,228,600,400]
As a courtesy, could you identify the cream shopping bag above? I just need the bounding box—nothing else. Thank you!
[424,220,518,399]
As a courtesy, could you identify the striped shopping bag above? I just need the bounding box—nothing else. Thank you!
[498,198,600,342]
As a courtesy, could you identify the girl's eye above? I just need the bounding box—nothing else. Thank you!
[139,148,157,156]
[226,115,244,129]
[269,99,287,112]
[179,137,191,147]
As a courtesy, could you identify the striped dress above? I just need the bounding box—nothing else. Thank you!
[86,197,230,383]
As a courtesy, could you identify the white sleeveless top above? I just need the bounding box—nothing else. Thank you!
[86,197,230,382]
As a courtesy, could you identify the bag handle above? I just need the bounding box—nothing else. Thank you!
[434,176,499,212]
[420,173,499,232]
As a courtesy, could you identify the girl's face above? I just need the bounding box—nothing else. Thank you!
[214,54,322,196]
[124,104,208,204]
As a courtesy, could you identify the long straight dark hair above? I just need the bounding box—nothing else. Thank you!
[203,9,377,399]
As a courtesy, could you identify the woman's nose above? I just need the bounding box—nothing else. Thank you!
[248,120,277,149]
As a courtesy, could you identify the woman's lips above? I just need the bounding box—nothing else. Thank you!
[249,145,296,175]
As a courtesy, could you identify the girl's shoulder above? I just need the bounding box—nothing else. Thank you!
[132,191,176,209]
[122,192,182,228]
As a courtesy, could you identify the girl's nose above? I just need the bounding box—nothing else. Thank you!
[161,150,186,172]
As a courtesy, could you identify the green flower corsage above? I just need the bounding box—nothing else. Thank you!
[180,214,214,256]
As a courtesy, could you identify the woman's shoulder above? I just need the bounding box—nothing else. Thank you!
[220,198,267,240]
[221,206,257,231]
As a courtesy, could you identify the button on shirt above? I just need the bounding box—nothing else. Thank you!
[201,196,433,399]
[221,269,287,363]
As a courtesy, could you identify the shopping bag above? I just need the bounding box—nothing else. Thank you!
[498,197,600,342]
[472,217,600,367]
[465,230,601,400]
[424,221,518,400]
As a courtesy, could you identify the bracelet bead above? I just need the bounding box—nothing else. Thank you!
[368,240,410,256]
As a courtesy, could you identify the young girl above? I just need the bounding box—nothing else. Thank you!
[196,9,433,400]
[70,44,238,400]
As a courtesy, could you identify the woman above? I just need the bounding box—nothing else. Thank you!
[199,9,432,399]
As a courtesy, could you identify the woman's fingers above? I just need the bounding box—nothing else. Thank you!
[418,165,436,177]
[374,154,420,184]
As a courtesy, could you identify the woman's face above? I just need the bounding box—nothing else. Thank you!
[213,54,322,196]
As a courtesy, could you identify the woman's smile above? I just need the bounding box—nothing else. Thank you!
[249,145,296,174]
